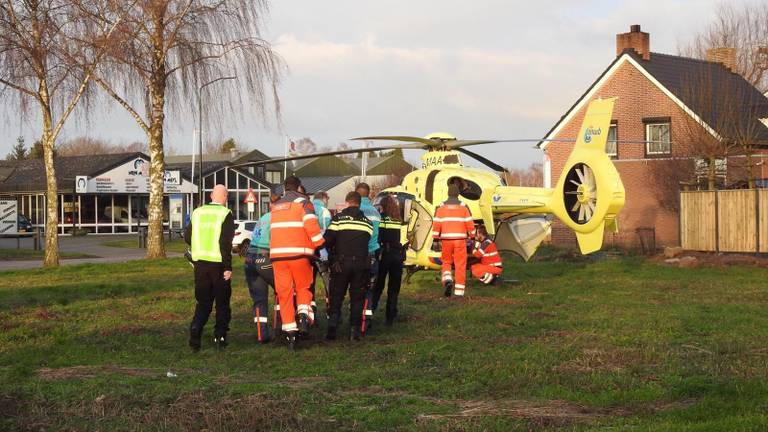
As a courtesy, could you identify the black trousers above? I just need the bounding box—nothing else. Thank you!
[371,248,405,320]
[190,262,232,339]
[328,256,368,330]
[244,251,274,341]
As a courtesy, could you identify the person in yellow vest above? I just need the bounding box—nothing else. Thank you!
[184,184,236,352]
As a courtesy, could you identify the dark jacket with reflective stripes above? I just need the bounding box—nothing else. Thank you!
[379,216,406,249]
[324,206,372,260]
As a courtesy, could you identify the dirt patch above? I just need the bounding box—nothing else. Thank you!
[552,347,644,374]
[279,376,329,389]
[651,251,768,268]
[37,364,158,381]
[7,390,317,432]
[466,296,520,305]
[147,311,184,321]
[416,397,696,426]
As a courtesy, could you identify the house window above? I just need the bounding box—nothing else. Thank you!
[606,124,618,157]
[266,170,281,184]
[646,122,671,155]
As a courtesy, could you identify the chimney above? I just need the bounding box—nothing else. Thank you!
[706,47,737,72]
[616,24,650,60]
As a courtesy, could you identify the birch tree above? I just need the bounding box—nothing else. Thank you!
[0,0,120,266]
[87,0,283,259]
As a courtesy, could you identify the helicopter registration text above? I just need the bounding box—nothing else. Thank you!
[422,155,445,169]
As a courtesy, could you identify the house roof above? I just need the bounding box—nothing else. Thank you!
[271,176,353,196]
[0,152,142,193]
[538,49,768,149]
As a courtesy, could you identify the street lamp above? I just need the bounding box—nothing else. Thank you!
[196,75,237,206]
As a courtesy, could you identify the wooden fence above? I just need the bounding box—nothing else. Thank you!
[680,189,768,253]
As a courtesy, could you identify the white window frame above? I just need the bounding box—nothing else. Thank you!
[646,122,671,155]
[606,124,618,157]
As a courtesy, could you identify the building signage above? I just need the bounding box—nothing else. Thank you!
[0,200,18,234]
[78,158,196,194]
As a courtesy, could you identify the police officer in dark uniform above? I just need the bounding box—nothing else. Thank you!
[184,184,236,351]
[324,191,373,341]
[370,194,408,326]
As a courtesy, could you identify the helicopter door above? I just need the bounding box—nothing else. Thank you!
[494,215,552,261]
[403,198,433,251]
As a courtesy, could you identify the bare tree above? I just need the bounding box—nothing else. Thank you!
[504,163,543,187]
[86,0,283,259]
[0,0,120,266]
[680,2,768,92]
[58,136,147,155]
[679,65,766,190]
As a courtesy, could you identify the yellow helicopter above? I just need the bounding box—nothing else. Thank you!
[233,98,625,272]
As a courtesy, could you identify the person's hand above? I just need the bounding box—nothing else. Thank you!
[319,248,329,262]
[223,270,232,281]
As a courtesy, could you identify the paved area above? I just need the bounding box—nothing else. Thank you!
[0,234,182,272]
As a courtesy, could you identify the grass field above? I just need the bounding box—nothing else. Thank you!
[1,250,767,431]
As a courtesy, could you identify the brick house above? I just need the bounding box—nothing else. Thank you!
[539,25,768,248]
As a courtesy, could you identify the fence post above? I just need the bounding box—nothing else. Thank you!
[756,188,760,255]
[714,190,720,253]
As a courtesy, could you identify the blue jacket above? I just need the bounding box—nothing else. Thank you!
[312,199,332,233]
[360,197,380,253]
[248,212,271,252]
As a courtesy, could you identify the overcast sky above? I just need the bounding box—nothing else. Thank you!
[0,0,723,168]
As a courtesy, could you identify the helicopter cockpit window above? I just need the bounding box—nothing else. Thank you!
[374,191,415,222]
[443,154,460,165]
[448,177,482,200]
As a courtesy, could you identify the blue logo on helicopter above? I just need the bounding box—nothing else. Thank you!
[583,126,602,144]
[492,194,501,203]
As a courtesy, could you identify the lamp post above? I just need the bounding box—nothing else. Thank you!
[196,75,237,206]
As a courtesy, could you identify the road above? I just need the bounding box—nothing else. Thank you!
[0,234,183,272]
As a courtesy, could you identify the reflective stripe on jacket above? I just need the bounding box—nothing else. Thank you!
[191,204,232,262]
[432,198,475,240]
[379,216,407,246]
[473,238,502,267]
[324,206,372,259]
[269,191,325,259]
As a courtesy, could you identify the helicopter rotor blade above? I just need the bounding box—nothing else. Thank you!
[352,136,437,146]
[455,148,507,172]
[228,142,424,169]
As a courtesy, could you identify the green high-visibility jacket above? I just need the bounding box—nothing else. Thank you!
[190,204,232,263]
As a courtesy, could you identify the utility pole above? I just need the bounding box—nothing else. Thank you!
[197,76,237,206]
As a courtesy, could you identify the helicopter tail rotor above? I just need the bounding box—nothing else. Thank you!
[491,98,624,256]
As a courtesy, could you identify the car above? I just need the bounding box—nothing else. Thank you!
[17,214,32,232]
[232,220,258,256]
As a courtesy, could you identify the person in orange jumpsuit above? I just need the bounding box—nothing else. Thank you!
[269,176,325,350]
[432,184,475,297]
[470,225,503,285]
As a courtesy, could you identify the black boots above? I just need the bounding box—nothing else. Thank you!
[297,313,310,335]
[189,330,202,352]
[350,327,362,342]
[444,281,454,297]
[286,332,297,351]
[325,326,337,340]
[214,335,228,351]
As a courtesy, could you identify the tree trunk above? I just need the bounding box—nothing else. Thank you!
[746,152,755,189]
[40,93,60,267]
[145,72,167,259]
[707,157,716,190]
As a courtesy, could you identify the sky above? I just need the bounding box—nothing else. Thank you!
[0,0,723,169]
